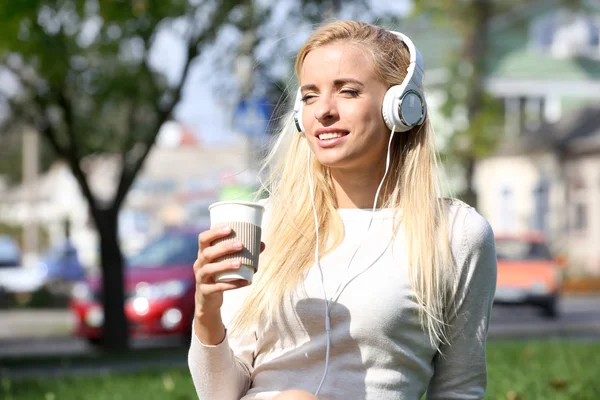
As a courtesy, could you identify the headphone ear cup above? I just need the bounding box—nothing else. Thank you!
[293,89,305,134]
[382,85,408,132]
[400,81,426,127]
[382,83,426,132]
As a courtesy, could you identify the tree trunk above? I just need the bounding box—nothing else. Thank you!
[95,208,129,351]
[462,0,492,209]
[463,157,478,208]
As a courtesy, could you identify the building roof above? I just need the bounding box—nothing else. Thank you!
[404,0,600,86]
[495,105,600,156]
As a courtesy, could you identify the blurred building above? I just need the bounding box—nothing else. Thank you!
[476,106,600,276]
[473,4,600,276]
[0,122,256,270]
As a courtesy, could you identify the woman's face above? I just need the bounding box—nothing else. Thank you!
[299,41,390,174]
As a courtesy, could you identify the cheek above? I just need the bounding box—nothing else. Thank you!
[302,105,314,131]
[345,103,384,133]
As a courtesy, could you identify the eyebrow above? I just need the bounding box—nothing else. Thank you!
[300,78,365,92]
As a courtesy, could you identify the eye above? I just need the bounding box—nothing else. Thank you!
[341,88,360,97]
[301,94,317,104]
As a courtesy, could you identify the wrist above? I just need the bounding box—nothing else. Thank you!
[194,307,221,323]
[193,311,226,345]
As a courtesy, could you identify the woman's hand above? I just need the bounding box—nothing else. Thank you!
[192,225,265,344]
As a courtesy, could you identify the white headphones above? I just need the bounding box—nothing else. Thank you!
[293,30,426,134]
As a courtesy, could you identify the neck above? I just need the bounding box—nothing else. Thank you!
[331,165,386,209]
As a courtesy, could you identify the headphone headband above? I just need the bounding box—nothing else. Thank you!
[293,28,427,134]
[388,31,424,89]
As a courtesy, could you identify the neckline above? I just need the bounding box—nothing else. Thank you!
[335,207,396,220]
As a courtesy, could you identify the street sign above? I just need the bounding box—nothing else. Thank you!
[234,96,272,137]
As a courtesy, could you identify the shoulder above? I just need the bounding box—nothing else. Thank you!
[443,198,495,263]
[443,199,497,313]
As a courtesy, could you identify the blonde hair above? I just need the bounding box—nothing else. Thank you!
[231,20,456,348]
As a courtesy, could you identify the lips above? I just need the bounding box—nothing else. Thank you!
[314,128,349,148]
[315,128,350,141]
[318,132,347,140]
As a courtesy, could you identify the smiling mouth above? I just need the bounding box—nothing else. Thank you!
[318,132,348,140]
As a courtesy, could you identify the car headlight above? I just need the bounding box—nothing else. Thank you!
[72,282,93,301]
[134,280,189,300]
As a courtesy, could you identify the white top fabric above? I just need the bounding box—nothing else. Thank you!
[188,199,497,400]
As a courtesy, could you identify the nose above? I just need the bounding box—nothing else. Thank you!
[314,95,338,124]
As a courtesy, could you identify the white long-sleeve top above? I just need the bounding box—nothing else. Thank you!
[188,200,497,399]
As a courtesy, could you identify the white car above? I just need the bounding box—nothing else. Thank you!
[0,235,46,296]
[0,235,20,268]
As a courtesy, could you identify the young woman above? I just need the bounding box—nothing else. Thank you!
[189,20,497,400]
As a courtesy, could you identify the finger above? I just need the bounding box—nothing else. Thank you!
[202,240,243,263]
[198,225,232,251]
[198,259,242,282]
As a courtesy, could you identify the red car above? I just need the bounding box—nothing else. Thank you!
[70,228,200,345]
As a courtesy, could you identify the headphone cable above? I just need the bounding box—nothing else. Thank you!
[309,127,396,396]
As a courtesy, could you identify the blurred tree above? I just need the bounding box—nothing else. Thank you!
[411,0,501,208]
[0,0,262,351]
[0,0,358,352]
[411,0,584,207]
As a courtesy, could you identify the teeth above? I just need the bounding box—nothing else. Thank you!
[318,132,345,140]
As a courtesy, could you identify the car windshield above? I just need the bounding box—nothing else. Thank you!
[128,233,198,268]
[495,240,552,261]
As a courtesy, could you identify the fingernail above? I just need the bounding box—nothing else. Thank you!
[233,241,243,249]
[222,226,231,233]
[231,260,241,268]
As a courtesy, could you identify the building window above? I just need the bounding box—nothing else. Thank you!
[500,185,515,232]
[568,174,587,233]
[574,202,587,232]
[533,180,549,232]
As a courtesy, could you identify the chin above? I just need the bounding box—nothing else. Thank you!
[309,145,358,170]
[313,155,354,170]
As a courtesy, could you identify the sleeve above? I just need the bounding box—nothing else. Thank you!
[188,199,272,399]
[426,206,498,400]
[188,282,258,399]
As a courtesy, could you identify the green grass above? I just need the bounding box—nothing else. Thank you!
[1,340,599,399]
[1,369,196,400]
[486,340,600,400]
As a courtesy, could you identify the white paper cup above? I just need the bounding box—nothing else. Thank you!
[208,201,265,283]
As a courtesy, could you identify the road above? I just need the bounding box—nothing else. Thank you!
[489,295,600,339]
[1,295,599,359]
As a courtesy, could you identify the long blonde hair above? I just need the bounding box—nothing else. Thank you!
[231,20,456,348]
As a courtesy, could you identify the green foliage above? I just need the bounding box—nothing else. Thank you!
[0,1,250,188]
[0,0,188,157]
[438,58,504,164]
[0,0,256,350]
[412,0,503,157]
